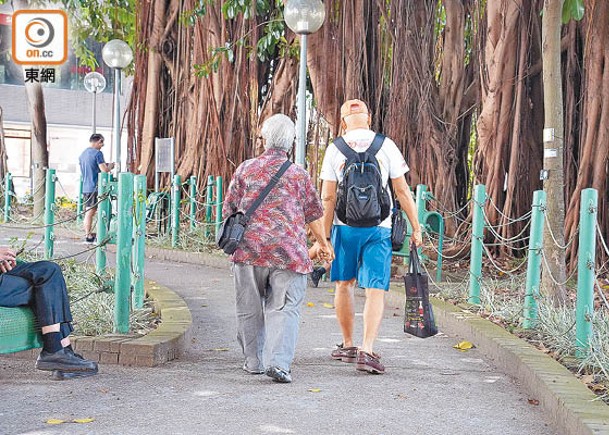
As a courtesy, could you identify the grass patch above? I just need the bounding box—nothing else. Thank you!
[431,274,609,403]
[13,242,159,337]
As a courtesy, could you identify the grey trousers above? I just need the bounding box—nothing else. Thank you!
[233,263,307,373]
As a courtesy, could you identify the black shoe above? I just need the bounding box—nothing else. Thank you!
[310,267,326,288]
[52,370,98,380]
[265,366,292,383]
[36,348,98,373]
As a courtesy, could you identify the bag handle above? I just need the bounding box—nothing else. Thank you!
[409,243,422,275]
[244,160,292,220]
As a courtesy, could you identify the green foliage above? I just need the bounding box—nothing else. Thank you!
[193,0,290,77]
[562,0,585,24]
[58,0,137,70]
[181,0,215,26]
[194,43,235,78]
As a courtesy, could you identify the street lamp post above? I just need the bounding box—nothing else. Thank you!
[284,0,326,167]
[102,39,133,173]
[83,71,107,134]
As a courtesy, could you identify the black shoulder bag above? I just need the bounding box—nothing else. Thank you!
[216,160,292,255]
[404,244,438,338]
[388,180,407,252]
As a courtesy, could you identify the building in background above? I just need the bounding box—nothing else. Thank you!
[0,5,131,199]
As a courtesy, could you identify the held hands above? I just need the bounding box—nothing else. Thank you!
[312,240,335,263]
[0,247,17,273]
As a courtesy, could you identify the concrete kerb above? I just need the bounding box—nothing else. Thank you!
[385,288,609,435]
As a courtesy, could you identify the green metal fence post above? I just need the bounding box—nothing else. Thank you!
[468,184,486,305]
[189,175,197,231]
[3,173,12,223]
[44,169,56,260]
[415,184,428,225]
[576,188,598,359]
[96,172,111,275]
[76,176,84,223]
[133,175,147,309]
[171,175,181,248]
[435,216,445,283]
[215,176,223,235]
[114,172,134,334]
[523,190,546,329]
[205,175,214,238]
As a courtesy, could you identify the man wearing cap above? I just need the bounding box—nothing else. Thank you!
[317,99,422,374]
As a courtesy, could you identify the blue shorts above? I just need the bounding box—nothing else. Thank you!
[329,225,392,290]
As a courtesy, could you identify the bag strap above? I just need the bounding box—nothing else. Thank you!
[333,136,358,161]
[388,179,401,211]
[409,243,422,275]
[244,160,292,219]
[367,133,386,157]
[333,133,386,160]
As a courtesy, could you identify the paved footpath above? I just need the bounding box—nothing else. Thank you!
[0,243,558,434]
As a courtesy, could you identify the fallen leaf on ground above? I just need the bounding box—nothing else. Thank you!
[306,302,315,307]
[528,399,540,406]
[453,341,475,351]
[211,348,230,352]
[73,418,95,424]
[308,388,321,393]
[327,289,334,293]
[322,303,334,309]
[46,419,66,425]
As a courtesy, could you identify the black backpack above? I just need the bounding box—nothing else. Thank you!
[334,133,391,227]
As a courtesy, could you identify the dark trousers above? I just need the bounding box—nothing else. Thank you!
[0,261,73,338]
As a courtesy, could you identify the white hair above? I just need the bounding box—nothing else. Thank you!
[261,114,295,152]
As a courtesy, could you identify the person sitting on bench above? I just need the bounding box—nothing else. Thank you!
[0,246,98,378]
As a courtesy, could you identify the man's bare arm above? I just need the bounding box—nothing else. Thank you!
[320,180,338,239]
[99,162,115,173]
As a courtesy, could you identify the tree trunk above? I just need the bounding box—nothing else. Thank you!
[474,0,545,255]
[541,0,568,304]
[23,82,48,221]
[563,0,609,269]
[12,0,48,220]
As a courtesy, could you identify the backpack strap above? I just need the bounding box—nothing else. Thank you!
[333,136,359,160]
[333,134,386,159]
[367,133,386,156]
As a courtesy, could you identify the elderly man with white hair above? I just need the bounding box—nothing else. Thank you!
[223,113,334,384]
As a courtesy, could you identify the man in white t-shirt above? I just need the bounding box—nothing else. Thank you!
[318,99,422,374]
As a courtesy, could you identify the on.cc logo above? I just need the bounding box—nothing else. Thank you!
[12,10,67,66]
[24,17,55,48]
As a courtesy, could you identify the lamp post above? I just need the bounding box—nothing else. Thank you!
[102,39,133,173]
[83,71,107,134]
[284,0,326,167]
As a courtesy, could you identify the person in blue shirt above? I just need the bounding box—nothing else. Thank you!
[78,134,114,243]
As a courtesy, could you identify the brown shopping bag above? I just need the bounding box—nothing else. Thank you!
[404,244,438,338]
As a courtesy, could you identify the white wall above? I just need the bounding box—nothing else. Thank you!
[5,121,127,199]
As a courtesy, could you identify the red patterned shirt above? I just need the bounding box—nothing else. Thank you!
[223,148,323,274]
